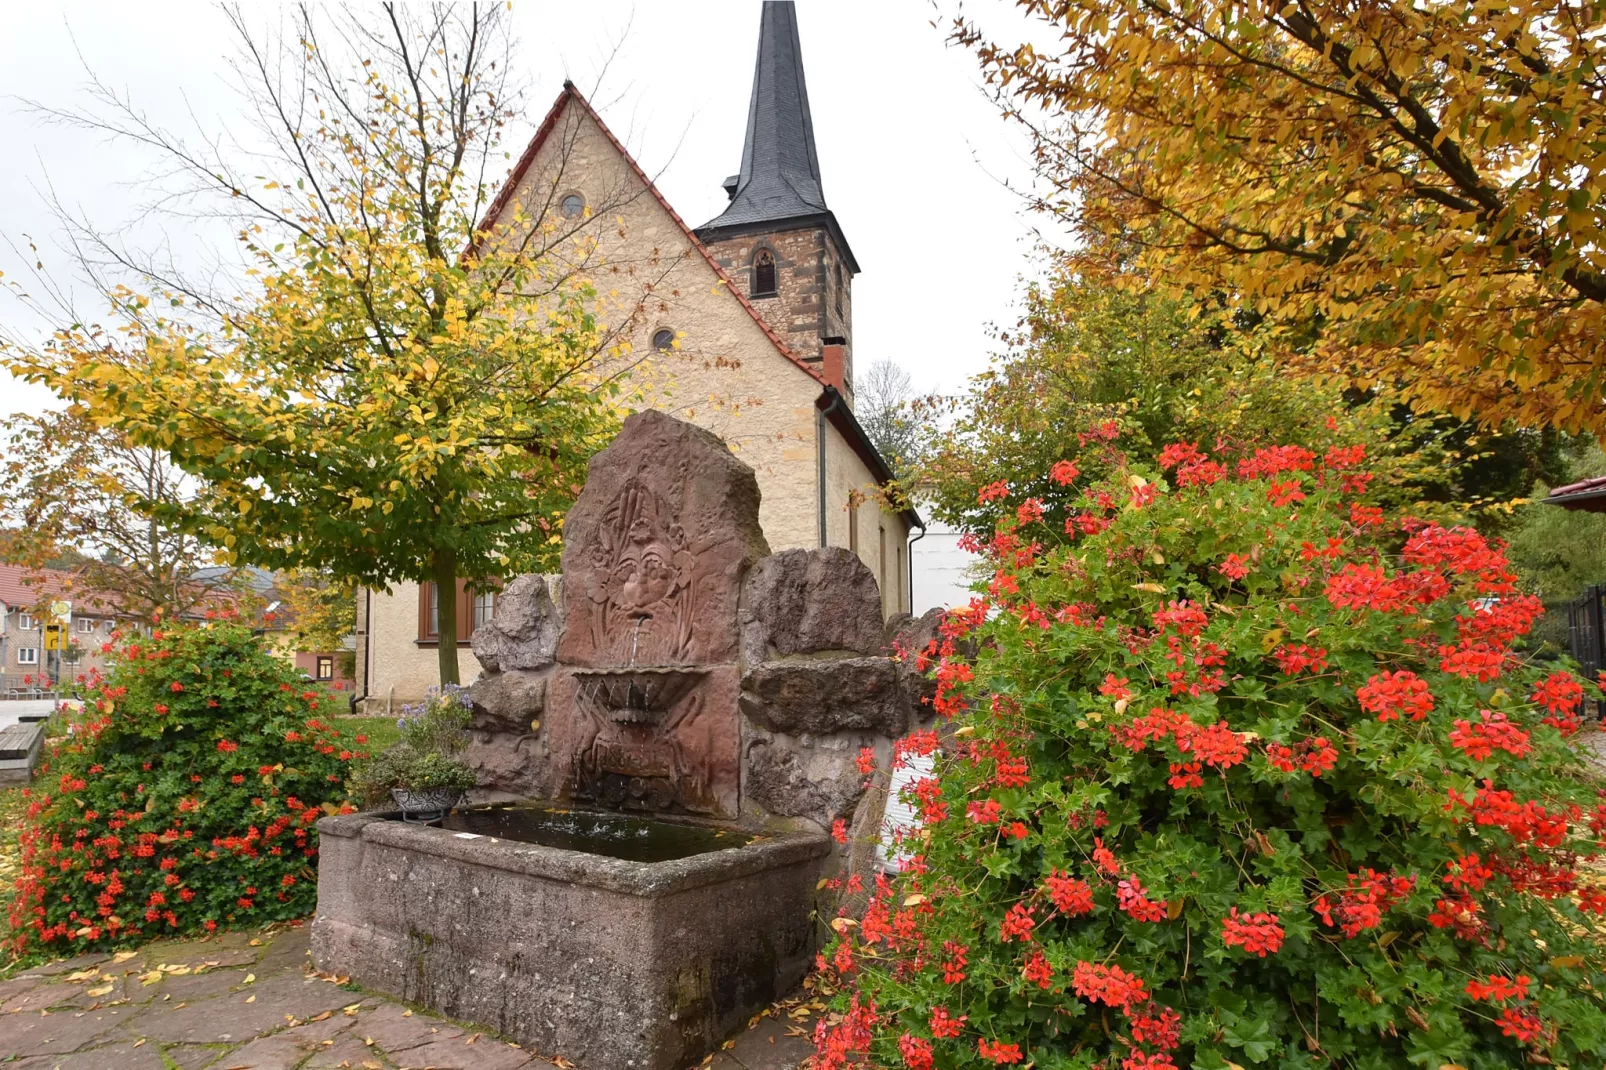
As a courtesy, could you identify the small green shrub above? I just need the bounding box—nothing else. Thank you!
[7,618,359,955]
[349,685,475,807]
[820,433,1606,1069]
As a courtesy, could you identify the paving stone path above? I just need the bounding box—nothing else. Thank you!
[0,923,816,1070]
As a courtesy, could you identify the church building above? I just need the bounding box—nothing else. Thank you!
[355,1,921,709]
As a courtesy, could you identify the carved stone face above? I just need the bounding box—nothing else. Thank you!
[612,518,677,615]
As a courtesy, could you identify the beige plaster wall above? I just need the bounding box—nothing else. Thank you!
[362,580,483,713]
[359,98,905,708]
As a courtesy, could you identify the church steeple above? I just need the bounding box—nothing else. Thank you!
[704,0,833,238]
[697,1,859,394]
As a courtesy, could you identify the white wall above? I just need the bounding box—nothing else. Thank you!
[909,517,978,615]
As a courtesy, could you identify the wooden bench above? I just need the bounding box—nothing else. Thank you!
[0,721,46,787]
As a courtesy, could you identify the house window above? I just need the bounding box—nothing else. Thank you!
[559,192,586,219]
[896,543,905,614]
[315,655,334,681]
[652,328,676,351]
[17,613,36,631]
[103,619,116,634]
[417,580,493,643]
[878,525,888,616]
[426,583,440,638]
[17,647,38,666]
[474,590,497,630]
[848,500,860,554]
[751,250,777,297]
[78,618,96,633]
[834,260,846,320]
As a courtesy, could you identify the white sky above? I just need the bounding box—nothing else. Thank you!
[0,1,1049,421]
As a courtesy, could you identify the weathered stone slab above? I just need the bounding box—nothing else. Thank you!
[884,607,945,721]
[740,547,885,663]
[469,668,550,735]
[744,734,875,830]
[471,574,561,674]
[463,727,552,802]
[556,410,769,669]
[740,657,907,737]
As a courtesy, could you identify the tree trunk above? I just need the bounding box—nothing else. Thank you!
[432,546,460,687]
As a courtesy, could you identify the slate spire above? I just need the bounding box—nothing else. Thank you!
[698,0,854,269]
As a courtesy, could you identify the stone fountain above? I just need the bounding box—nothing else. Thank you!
[311,411,930,1070]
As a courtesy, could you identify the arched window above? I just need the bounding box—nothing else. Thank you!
[652,328,676,351]
[559,193,585,219]
[751,249,777,297]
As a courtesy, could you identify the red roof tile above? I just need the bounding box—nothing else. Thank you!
[0,563,119,614]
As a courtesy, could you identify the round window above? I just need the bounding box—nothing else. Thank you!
[560,193,585,219]
[652,328,676,351]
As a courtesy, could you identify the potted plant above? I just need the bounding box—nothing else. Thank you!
[352,684,477,821]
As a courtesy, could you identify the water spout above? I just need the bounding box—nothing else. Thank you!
[630,615,647,667]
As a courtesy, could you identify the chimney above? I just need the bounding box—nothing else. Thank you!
[821,337,847,395]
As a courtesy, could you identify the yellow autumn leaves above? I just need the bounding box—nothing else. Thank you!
[960,0,1606,435]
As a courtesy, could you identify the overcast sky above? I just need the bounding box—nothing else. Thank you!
[0,1,1050,421]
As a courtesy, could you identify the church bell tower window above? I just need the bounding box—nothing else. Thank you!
[751,250,777,298]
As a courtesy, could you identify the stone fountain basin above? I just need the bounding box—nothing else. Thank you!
[573,666,707,724]
[310,808,829,1070]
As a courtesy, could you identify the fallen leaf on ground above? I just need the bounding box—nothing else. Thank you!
[112,951,138,964]
[241,973,256,984]
[85,984,113,997]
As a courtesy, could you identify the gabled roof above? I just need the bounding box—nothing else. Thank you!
[0,564,130,616]
[694,1,859,272]
[475,82,829,391]
[476,82,911,520]
[1542,474,1606,513]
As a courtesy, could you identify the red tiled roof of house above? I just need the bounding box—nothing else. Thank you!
[1549,475,1606,499]
[0,563,81,609]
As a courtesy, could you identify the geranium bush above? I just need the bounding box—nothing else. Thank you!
[7,617,360,956]
[820,432,1606,1068]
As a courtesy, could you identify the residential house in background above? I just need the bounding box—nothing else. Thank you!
[193,566,357,691]
[354,2,921,710]
[0,563,133,695]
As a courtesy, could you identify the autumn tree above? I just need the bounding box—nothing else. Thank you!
[921,260,1568,538]
[0,408,243,623]
[955,0,1606,436]
[272,569,358,669]
[3,5,674,684]
[856,359,925,483]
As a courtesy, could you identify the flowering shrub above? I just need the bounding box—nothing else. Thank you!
[7,619,359,955]
[819,434,1606,1068]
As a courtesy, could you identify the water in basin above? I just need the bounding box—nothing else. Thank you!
[429,805,752,863]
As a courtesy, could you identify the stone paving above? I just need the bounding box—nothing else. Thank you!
[0,923,817,1070]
